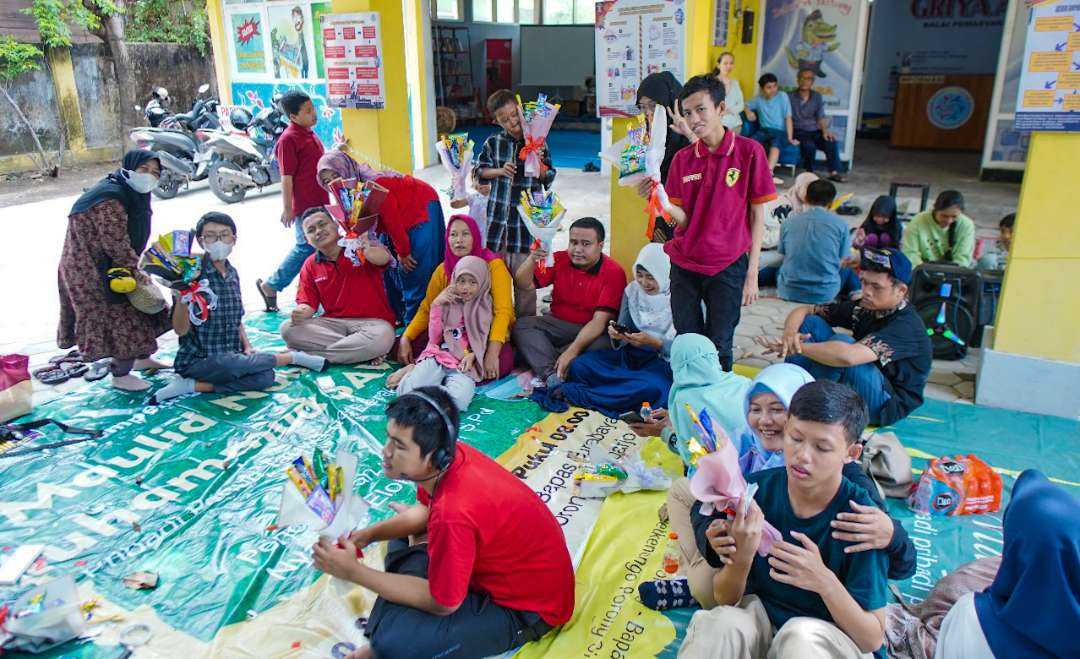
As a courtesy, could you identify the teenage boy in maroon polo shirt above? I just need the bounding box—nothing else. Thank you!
[511,217,627,387]
[280,207,397,364]
[656,75,777,371]
[256,89,330,312]
[311,386,574,659]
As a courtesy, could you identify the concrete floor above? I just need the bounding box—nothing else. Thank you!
[3,138,1016,405]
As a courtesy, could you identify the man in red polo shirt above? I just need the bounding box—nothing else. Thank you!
[655,75,777,371]
[311,386,574,659]
[511,217,627,387]
[256,90,330,312]
[280,207,397,364]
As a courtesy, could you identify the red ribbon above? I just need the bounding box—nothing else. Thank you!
[645,181,673,239]
[518,137,548,177]
[179,281,211,323]
[530,239,547,275]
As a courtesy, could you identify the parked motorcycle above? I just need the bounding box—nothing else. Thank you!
[206,96,289,204]
[131,83,223,199]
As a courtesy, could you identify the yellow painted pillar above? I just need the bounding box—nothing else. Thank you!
[609,0,762,275]
[990,132,1080,361]
[331,0,426,174]
[44,47,86,153]
[205,0,233,105]
[975,131,1080,418]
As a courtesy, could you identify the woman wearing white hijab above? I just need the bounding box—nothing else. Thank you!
[531,243,676,417]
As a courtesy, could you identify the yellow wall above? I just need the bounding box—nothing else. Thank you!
[45,47,87,153]
[609,0,763,274]
[206,0,232,105]
[991,131,1080,363]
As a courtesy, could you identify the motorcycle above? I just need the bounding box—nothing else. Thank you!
[205,96,289,204]
[131,83,223,199]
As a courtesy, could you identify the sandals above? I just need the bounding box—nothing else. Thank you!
[255,279,279,312]
[33,360,88,385]
[84,359,112,382]
[48,349,81,365]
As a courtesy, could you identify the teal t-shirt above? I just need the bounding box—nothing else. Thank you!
[746,468,888,645]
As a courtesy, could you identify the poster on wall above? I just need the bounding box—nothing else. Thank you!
[1014,0,1080,132]
[594,0,687,117]
[758,0,869,162]
[713,0,730,48]
[268,4,312,80]
[320,12,386,110]
[981,0,1031,171]
[311,2,332,79]
[861,1,1007,122]
[230,11,266,74]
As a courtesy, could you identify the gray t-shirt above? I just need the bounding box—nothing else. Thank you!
[789,90,826,134]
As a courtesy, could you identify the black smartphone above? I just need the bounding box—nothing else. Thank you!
[609,321,633,335]
[618,410,644,425]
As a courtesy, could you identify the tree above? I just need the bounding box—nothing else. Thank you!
[25,0,134,147]
[0,37,54,173]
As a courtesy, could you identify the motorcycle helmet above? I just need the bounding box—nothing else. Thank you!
[229,106,253,131]
[151,87,169,103]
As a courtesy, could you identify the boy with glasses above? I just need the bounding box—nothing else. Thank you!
[150,212,328,404]
[755,248,932,425]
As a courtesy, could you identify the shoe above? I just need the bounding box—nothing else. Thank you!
[255,278,279,312]
[828,173,847,183]
[583,162,600,172]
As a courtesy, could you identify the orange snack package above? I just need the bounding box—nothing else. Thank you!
[907,454,1002,516]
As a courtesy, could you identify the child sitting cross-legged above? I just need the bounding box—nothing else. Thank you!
[396,255,493,412]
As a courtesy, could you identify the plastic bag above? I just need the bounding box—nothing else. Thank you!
[435,133,474,199]
[0,354,31,423]
[908,454,1002,516]
[1,575,86,653]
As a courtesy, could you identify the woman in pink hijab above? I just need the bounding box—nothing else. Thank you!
[391,215,515,387]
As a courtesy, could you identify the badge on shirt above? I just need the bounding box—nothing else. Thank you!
[725,168,740,187]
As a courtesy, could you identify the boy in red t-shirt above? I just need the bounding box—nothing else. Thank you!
[256,89,330,312]
[655,75,777,371]
[311,387,575,659]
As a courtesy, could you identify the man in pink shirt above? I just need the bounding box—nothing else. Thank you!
[656,75,778,371]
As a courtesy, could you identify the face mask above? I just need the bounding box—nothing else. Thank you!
[123,169,158,194]
[205,241,233,261]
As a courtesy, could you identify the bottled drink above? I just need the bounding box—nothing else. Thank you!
[663,531,680,574]
[640,402,653,422]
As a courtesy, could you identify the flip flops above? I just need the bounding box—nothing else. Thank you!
[48,349,81,365]
[255,279,279,312]
[84,359,112,382]
[32,360,88,385]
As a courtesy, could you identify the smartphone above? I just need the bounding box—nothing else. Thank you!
[618,410,645,425]
[609,321,634,335]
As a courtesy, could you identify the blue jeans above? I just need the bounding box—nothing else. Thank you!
[750,126,789,151]
[178,353,276,393]
[794,129,842,173]
[266,218,315,292]
[383,200,445,326]
[786,315,891,424]
[839,266,861,297]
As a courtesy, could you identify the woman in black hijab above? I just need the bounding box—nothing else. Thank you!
[635,71,697,242]
[58,149,171,391]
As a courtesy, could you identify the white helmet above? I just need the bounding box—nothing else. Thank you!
[152,87,170,102]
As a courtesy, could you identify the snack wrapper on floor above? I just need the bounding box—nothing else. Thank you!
[435,133,474,199]
[1,575,85,653]
[907,454,1002,516]
[573,455,672,499]
[688,415,782,556]
[516,93,560,178]
[517,189,566,270]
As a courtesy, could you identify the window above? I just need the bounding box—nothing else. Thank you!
[496,0,515,22]
[519,0,536,23]
[573,0,594,24]
[435,0,461,20]
[542,0,594,24]
[473,0,493,22]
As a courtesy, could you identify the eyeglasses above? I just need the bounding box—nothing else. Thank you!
[201,232,235,244]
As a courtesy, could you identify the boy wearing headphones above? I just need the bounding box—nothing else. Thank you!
[311,387,574,659]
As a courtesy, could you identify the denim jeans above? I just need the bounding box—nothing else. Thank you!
[786,315,891,424]
[794,129,842,173]
[266,217,316,292]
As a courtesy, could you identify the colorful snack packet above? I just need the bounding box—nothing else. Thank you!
[313,448,329,490]
[286,465,313,498]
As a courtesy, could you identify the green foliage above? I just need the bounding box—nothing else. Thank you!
[0,38,44,83]
[22,0,120,49]
[126,0,211,54]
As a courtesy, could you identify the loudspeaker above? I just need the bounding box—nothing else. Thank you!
[741,10,755,45]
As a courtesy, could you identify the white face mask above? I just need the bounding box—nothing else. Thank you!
[205,241,233,261]
[123,169,159,194]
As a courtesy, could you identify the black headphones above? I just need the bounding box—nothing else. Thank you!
[400,391,458,473]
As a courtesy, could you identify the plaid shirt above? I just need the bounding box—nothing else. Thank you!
[472,130,555,254]
[174,259,246,374]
